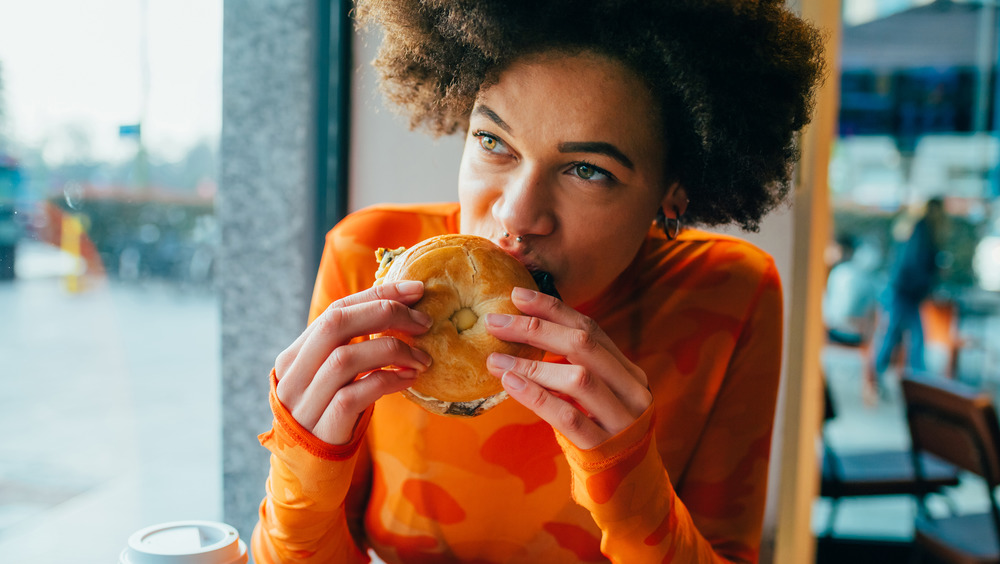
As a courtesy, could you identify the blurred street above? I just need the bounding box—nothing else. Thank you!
[0,241,221,563]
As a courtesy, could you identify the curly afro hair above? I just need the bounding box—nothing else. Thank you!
[355,0,827,231]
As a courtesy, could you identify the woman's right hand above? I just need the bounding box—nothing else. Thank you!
[274,280,434,445]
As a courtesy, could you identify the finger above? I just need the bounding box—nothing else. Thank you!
[331,280,424,309]
[289,335,431,430]
[312,368,419,445]
[511,287,643,382]
[486,312,649,415]
[487,353,635,433]
[280,299,432,399]
[276,281,425,376]
[499,369,608,449]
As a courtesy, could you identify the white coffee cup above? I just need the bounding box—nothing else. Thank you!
[119,520,248,564]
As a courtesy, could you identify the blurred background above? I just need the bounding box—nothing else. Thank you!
[815,0,1000,561]
[0,0,998,562]
[0,0,223,561]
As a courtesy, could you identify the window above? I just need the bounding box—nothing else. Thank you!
[818,0,1000,546]
[0,1,222,560]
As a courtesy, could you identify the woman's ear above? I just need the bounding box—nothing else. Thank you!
[660,181,689,218]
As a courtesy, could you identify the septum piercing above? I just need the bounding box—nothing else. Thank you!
[502,232,524,243]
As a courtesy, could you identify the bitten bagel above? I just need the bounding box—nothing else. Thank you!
[373,234,544,417]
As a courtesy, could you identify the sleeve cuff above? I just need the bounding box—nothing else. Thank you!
[554,404,655,471]
[260,368,372,461]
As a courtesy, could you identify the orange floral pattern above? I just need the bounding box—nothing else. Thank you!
[253,203,783,563]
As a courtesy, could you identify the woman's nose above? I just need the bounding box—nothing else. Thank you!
[492,166,556,239]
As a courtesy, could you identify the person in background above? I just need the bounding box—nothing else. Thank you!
[252,1,826,562]
[872,197,947,393]
[823,233,882,347]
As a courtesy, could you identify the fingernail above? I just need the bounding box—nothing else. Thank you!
[502,371,526,390]
[413,348,433,367]
[486,313,514,328]
[489,353,515,370]
[411,309,433,327]
[398,281,422,295]
[512,287,537,302]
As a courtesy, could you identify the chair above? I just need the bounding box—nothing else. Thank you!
[819,376,960,538]
[902,374,1000,563]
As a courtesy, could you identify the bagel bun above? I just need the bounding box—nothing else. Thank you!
[373,234,544,417]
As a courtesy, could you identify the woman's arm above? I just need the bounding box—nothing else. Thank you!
[252,220,435,562]
[252,370,373,563]
[487,263,783,563]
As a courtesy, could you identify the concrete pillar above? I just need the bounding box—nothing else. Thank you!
[219,0,319,541]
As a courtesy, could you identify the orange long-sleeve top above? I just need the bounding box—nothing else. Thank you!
[253,202,783,563]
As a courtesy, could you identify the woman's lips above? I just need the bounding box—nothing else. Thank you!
[498,245,532,268]
[495,242,561,299]
[502,249,543,276]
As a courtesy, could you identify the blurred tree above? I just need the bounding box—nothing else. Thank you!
[42,122,96,164]
[149,139,218,192]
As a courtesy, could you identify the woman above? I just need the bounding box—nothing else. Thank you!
[872,197,947,391]
[253,1,825,562]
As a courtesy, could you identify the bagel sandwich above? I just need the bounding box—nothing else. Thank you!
[373,234,545,417]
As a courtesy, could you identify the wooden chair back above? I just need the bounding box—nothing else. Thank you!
[902,375,1000,488]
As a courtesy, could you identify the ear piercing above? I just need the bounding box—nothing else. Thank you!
[656,207,683,241]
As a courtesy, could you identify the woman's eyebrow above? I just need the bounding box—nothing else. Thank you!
[471,105,512,134]
[558,141,635,170]
[472,105,634,170]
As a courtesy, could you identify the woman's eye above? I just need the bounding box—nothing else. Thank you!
[576,163,597,180]
[572,162,611,182]
[474,132,506,154]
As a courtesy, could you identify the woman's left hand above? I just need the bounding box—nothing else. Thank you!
[485,287,652,449]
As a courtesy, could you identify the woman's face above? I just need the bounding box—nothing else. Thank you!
[459,50,686,308]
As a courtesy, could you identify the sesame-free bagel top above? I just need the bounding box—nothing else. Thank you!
[374,234,543,413]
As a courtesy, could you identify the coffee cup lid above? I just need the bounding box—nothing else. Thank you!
[119,521,248,564]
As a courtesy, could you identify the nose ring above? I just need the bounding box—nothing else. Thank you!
[502,231,523,243]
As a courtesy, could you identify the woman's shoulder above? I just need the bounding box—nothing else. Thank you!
[332,202,460,235]
[608,228,780,325]
[678,228,774,261]
[651,228,778,284]
[328,202,461,250]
